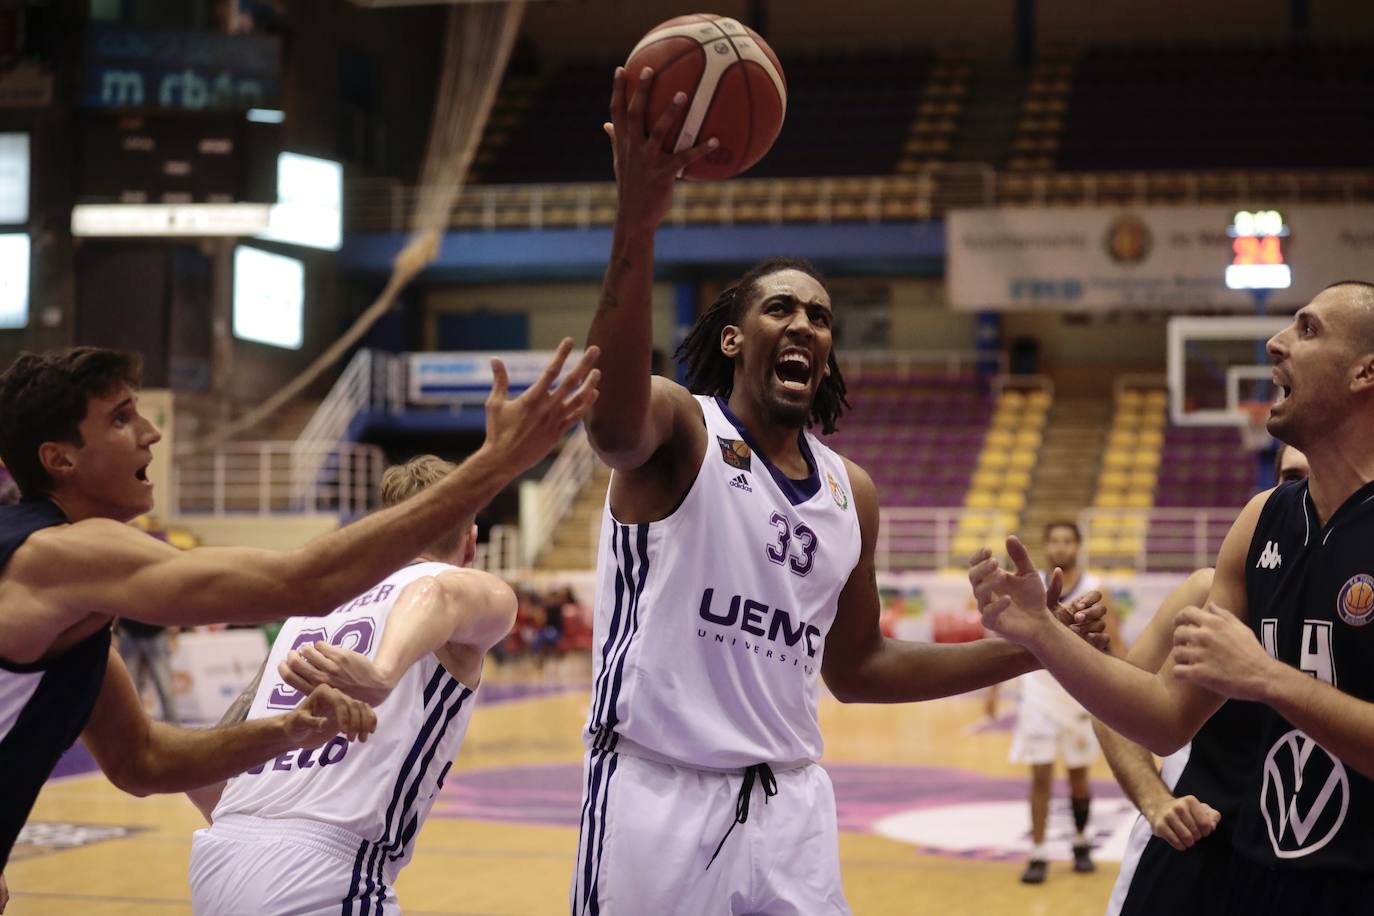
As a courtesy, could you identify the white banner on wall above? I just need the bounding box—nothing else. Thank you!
[948,205,1374,310]
[408,350,581,405]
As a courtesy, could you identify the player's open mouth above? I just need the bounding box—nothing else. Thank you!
[774,350,812,392]
[135,465,151,485]
[1272,370,1292,403]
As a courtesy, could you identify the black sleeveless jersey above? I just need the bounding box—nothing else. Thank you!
[1234,478,1374,872]
[1118,697,1265,916]
[0,499,112,869]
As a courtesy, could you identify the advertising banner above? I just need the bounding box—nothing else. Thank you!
[948,205,1374,310]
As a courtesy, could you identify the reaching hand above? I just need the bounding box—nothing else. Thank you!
[605,66,719,233]
[283,685,378,748]
[1173,602,1278,701]
[279,641,395,707]
[483,338,600,474]
[1144,794,1221,850]
[968,536,1057,648]
[1057,590,1112,652]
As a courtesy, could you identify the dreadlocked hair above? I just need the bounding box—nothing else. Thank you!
[675,256,850,435]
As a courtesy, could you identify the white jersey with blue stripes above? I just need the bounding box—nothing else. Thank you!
[212,561,477,879]
[584,395,863,770]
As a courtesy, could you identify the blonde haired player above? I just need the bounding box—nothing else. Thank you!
[186,455,518,915]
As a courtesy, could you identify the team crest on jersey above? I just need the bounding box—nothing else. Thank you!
[1337,573,1374,626]
[827,472,848,510]
[717,436,752,472]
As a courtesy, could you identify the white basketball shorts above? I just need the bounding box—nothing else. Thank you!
[570,746,850,915]
[1009,702,1100,768]
[189,814,401,915]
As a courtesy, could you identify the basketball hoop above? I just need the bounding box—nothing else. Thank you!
[1239,400,1274,452]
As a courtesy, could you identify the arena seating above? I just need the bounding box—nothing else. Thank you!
[1085,386,1260,572]
[1056,43,1374,170]
[472,51,936,184]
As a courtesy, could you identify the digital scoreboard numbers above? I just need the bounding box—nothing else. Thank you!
[1226,209,1292,290]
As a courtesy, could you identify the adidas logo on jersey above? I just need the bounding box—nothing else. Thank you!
[1256,540,1283,570]
[728,473,752,493]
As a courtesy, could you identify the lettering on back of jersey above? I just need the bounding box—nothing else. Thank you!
[1256,541,1283,570]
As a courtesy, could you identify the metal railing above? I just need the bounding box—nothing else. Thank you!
[291,350,405,508]
[174,441,387,517]
[521,427,600,567]
[474,524,522,574]
[876,508,1007,573]
[1079,507,1237,572]
[346,168,1374,233]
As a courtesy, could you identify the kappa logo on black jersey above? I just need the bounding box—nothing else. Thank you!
[728,473,752,493]
[1256,540,1283,570]
[717,436,752,472]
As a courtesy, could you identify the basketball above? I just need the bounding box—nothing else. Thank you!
[1348,580,1374,615]
[624,14,786,181]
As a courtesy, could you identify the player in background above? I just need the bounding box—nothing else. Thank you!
[0,341,598,871]
[561,68,1110,915]
[986,521,1116,883]
[970,282,1374,914]
[184,454,516,915]
[1101,444,1310,916]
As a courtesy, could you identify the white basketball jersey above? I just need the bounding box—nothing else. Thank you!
[212,561,477,877]
[1018,571,1102,724]
[584,396,863,770]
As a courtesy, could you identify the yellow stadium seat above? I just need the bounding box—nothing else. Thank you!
[1117,390,1143,408]
[1117,514,1148,533]
[1007,449,1036,470]
[1003,468,1032,490]
[1115,535,1143,555]
[1104,449,1132,469]
[1091,515,1120,534]
[1103,567,1138,579]
[1096,491,1125,508]
[1087,534,1115,554]
[996,490,1026,511]
[1124,491,1153,508]
[1098,470,1128,490]
[984,429,1014,449]
[1138,429,1164,448]
[952,535,982,557]
[1133,451,1162,469]
[979,449,1010,470]
[1014,430,1042,449]
[1129,470,1157,489]
[965,490,995,508]
[1143,390,1168,408]
[1026,390,1051,409]
[1107,430,1136,448]
[972,469,1003,490]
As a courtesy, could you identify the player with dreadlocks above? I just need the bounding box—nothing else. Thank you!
[566,68,1111,916]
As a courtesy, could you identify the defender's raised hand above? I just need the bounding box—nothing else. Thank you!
[604,66,718,233]
[483,338,600,473]
[969,537,1056,647]
[284,684,378,747]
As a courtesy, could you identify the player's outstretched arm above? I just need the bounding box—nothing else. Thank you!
[276,569,517,704]
[585,67,715,470]
[185,658,268,822]
[84,649,375,800]
[821,462,1105,703]
[3,344,596,653]
[1094,568,1221,849]
[970,489,1271,754]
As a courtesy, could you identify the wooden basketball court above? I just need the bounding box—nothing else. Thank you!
[9,670,1129,915]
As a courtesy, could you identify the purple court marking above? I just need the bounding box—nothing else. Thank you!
[49,741,99,780]
[433,761,1123,833]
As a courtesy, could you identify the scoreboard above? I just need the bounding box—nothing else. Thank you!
[1225,209,1292,290]
[77,113,280,205]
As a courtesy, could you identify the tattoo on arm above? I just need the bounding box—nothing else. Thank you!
[219,659,268,726]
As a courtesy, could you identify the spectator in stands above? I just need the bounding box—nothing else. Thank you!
[116,616,180,725]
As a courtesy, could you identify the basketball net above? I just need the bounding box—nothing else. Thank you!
[1239,400,1275,452]
[185,0,526,454]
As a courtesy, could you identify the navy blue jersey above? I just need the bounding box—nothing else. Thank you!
[1235,479,1374,872]
[0,499,111,868]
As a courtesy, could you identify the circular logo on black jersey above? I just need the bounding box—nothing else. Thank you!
[1260,729,1349,859]
[1337,574,1374,626]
